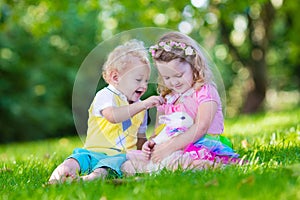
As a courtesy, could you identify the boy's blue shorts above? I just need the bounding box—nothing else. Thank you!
[67,148,126,177]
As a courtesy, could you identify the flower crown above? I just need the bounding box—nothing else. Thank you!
[149,41,195,57]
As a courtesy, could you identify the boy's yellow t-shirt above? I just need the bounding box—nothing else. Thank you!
[83,86,146,156]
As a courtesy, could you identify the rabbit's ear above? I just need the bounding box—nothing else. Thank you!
[159,115,165,120]
[159,115,170,124]
[158,115,165,124]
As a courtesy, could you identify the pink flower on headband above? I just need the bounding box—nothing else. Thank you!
[159,41,166,46]
[151,50,156,57]
[180,43,186,49]
[169,41,177,47]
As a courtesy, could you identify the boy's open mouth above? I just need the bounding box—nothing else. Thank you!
[135,90,143,95]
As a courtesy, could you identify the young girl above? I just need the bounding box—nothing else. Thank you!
[122,32,239,174]
[49,39,164,183]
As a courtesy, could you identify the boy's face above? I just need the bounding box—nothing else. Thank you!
[115,56,150,102]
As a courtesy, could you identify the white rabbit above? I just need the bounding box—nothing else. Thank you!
[153,112,194,144]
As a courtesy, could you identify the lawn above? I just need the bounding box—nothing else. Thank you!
[1,107,300,200]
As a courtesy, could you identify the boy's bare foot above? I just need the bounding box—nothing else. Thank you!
[48,158,80,184]
[81,168,108,181]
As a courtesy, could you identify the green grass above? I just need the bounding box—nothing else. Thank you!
[1,107,300,200]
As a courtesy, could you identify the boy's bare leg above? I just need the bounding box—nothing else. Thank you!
[48,158,80,184]
[81,168,108,181]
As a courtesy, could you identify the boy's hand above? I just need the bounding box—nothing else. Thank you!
[142,96,165,109]
[142,140,156,159]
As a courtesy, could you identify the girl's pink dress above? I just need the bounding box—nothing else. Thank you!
[157,84,239,163]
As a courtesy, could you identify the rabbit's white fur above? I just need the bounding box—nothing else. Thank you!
[153,112,193,144]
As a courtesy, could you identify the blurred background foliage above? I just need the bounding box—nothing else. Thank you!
[0,0,299,143]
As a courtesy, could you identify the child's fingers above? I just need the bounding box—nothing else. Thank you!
[144,152,151,160]
[148,140,156,148]
[142,148,151,154]
[142,148,151,156]
[158,96,165,104]
[144,96,165,109]
[153,96,165,105]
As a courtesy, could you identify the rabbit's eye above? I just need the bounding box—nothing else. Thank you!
[181,116,185,120]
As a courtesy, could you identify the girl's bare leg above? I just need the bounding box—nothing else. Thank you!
[167,152,218,171]
[121,160,149,176]
[121,150,151,176]
[48,158,80,184]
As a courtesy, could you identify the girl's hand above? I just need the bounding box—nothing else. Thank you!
[142,140,156,159]
[151,140,175,163]
[142,96,165,109]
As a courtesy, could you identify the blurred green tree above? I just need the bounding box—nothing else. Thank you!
[0,0,299,142]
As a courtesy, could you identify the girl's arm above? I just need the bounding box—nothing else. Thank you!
[151,101,218,162]
[101,96,164,123]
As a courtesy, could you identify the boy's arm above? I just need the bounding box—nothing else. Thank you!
[101,96,164,123]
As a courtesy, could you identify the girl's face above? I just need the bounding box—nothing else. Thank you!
[156,58,194,94]
[115,56,150,102]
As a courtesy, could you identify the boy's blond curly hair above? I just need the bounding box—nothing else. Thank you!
[102,39,150,83]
